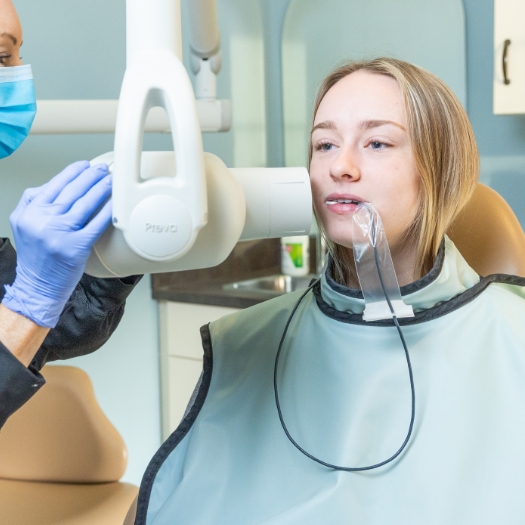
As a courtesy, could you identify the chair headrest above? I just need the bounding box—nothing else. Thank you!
[448,183,525,277]
[0,366,128,483]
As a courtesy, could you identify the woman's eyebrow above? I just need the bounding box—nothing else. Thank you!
[310,120,336,134]
[359,119,406,131]
[311,119,406,135]
[0,33,18,45]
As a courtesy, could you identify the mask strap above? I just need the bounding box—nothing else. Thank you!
[0,64,33,83]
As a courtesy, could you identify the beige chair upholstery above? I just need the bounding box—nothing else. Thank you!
[448,183,525,277]
[0,365,138,525]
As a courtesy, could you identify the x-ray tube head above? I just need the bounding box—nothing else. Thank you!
[84,152,312,278]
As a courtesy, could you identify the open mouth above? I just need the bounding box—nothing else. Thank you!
[324,195,366,215]
[325,198,362,205]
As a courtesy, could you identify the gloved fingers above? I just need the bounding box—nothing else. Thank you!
[10,185,46,229]
[66,173,112,228]
[76,197,112,242]
[20,185,45,206]
[52,163,110,211]
[32,160,91,205]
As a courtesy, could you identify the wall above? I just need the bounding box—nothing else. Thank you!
[281,0,466,169]
[463,0,525,225]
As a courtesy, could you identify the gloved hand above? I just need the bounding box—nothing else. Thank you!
[2,160,112,328]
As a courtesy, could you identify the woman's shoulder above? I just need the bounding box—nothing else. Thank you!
[483,275,525,303]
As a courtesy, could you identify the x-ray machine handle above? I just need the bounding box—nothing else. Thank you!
[112,1,207,262]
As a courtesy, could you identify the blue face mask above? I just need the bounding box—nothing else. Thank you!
[0,64,37,159]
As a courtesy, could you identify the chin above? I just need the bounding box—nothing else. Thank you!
[324,226,354,250]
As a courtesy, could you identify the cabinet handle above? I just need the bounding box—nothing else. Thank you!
[503,39,511,85]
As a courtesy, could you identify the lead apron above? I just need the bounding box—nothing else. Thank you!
[137,237,525,525]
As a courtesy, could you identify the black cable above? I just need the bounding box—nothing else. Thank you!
[273,217,416,471]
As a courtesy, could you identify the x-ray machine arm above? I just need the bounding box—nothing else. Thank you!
[38,0,313,278]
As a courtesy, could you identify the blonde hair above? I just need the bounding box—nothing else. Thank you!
[309,58,479,284]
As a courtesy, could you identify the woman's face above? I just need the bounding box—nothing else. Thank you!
[0,0,23,67]
[310,71,420,252]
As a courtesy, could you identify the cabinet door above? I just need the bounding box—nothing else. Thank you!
[494,0,525,114]
[158,301,239,438]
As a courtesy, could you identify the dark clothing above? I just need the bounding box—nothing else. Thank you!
[0,238,142,429]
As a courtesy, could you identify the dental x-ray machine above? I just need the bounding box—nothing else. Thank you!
[33,0,312,277]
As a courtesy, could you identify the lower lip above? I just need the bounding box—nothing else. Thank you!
[326,202,360,215]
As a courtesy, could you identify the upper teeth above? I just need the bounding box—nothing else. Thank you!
[327,199,359,204]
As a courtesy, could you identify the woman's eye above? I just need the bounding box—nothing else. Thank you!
[315,142,334,152]
[368,141,389,150]
[0,55,12,66]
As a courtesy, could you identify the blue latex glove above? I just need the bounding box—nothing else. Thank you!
[2,160,112,327]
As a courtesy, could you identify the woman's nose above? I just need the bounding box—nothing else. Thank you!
[330,149,361,182]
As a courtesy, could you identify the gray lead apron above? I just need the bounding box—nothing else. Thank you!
[136,237,525,524]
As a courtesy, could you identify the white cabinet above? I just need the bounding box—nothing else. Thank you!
[494,0,525,114]
[158,301,239,440]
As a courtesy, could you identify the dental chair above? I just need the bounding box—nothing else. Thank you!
[448,183,525,277]
[0,365,138,525]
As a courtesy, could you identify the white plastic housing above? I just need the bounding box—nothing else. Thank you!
[195,59,217,99]
[112,50,207,262]
[86,152,246,277]
[231,166,312,241]
[85,154,312,278]
[126,0,182,64]
[186,0,221,58]
[197,99,231,132]
[31,99,231,134]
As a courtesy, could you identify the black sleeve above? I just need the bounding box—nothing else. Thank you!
[31,272,142,369]
[0,237,143,426]
[0,343,44,428]
[0,237,44,428]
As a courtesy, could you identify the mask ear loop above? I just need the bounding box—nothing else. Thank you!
[273,213,416,471]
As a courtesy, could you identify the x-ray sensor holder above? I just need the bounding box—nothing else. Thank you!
[352,203,414,322]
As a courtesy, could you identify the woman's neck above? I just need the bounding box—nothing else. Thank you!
[391,244,418,287]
